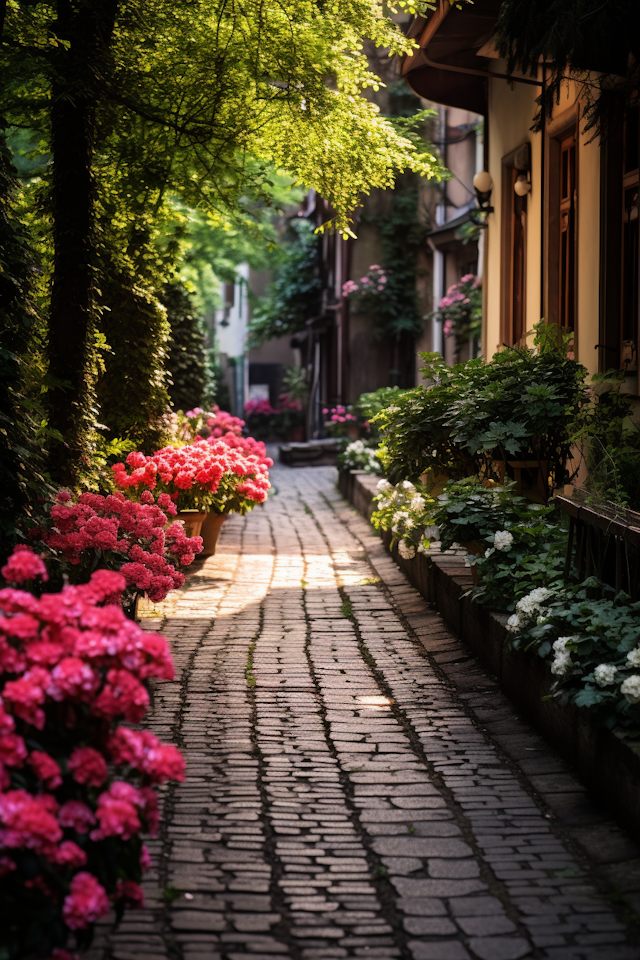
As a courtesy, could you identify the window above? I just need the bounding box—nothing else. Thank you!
[622,105,639,370]
[559,132,577,331]
[545,115,578,337]
[599,103,640,372]
[500,145,529,346]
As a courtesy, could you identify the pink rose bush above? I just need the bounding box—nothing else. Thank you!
[432,274,482,343]
[341,264,388,300]
[39,489,202,611]
[113,439,271,515]
[0,555,184,956]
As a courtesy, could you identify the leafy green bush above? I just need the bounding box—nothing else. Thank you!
[163,283,212,414]
[97,276,171,452]
[573,373,640,509]
[508,585,640,735]
[247,219,320,348]
[375,323,588,493]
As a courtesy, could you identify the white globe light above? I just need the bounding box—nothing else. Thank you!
[514,176,531,196]
[473,171,493,193]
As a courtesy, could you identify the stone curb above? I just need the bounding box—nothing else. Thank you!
[339,468,640,847]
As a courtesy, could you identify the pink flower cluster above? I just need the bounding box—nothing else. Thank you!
[244,397,276,417]
[342,264,387,298]
[212,432,274,469]
[1,546,48,585]
[43,490,202,604]
[322,405,357,424]
[436,274,481,340]
[206,406,245,438]
[0,560,184,936]
[113,439,270,513]
[438,274,477,310]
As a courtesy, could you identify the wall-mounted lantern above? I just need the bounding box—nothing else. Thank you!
[470,171,493,226]
[514,174,532,196]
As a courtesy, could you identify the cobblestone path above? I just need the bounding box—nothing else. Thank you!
[91,465,640,960]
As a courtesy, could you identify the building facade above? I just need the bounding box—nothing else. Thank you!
[402,0,639,389]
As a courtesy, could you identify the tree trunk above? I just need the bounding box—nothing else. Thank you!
[47,80,96,484]
[46,0,118,485]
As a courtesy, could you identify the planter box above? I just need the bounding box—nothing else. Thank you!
[345,472,640,845]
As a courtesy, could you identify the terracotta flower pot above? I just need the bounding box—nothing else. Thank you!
[176,511,207,538]
[200,512,226,555]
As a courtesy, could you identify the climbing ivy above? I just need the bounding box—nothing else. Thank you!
[247,219,321,348]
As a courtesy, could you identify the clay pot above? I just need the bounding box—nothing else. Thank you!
[200,512,226,555]
[176,511,207,538]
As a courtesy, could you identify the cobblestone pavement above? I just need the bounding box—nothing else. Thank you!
[90,465,640,960]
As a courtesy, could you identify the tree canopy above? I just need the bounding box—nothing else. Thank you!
[0,0,444,483]
[495,0,640,132]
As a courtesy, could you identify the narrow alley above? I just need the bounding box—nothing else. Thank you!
[90,465,640,960]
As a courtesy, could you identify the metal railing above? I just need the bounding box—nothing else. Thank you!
[555,492,640,599]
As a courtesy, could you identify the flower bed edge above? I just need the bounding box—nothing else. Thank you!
[339,468,640,846]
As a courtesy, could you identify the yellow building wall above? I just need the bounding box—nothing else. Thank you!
[484,71,601,374]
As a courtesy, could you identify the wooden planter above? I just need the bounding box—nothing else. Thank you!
[493,458,551,502]
[200,512,226,556]
[176,511,207,538]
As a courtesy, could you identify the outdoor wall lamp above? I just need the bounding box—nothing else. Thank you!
[470,170,493,225]
[514,173,532,196]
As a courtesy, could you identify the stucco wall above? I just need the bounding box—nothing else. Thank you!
[485,71,601,373]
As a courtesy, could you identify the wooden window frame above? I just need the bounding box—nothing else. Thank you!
[500,144,530,347]
[544,107,579,346]
[598,100,640,373]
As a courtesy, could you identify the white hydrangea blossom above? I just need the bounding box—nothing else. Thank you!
[594,664,617,687]
[493,530,514,551]
[398,541,416,560]
[410,495,425,512]
[627,648,640,667]
[402,480,415,492]
[551,652,572,676]
[376,479,392,492]
[621,675,640,704]
[553,637,573,653]
[484,547,495,558]
[515,587,552,618]
[506,613,521,633]
[404,517,415,529]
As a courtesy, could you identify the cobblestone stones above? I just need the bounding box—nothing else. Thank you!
[88,465,640,960]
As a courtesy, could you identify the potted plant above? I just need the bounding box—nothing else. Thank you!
[113,440,271,555]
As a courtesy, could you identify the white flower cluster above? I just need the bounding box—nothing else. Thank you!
[627,647,640,667]
[593,663,617,687]
[551,636,575,676]
[493,529,514,552]
[621,675,640,704]
[341,440,381,473]
[506,587,553,635]
[516,587,552,617]
[373,478,438,559]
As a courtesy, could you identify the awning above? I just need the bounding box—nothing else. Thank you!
[401,0,503,115]
[427,208,476,251]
